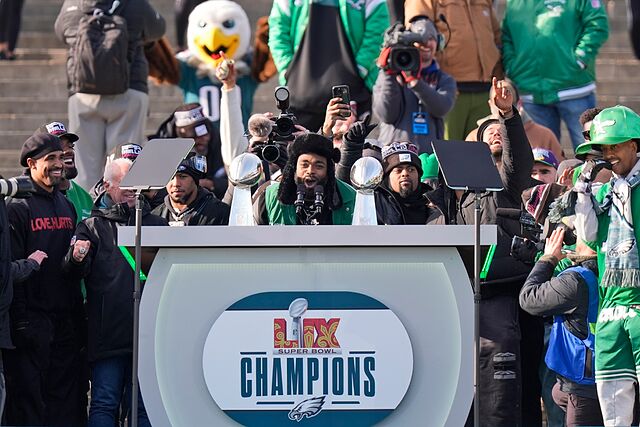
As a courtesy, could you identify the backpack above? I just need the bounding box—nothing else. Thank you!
[71,0,130,95]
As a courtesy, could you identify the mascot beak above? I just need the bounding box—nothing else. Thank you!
[194,27,240,65]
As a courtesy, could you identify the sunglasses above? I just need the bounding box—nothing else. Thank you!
[582,130,591,141]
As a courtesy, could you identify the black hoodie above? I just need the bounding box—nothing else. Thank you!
[152,187,230,226]
[7,180,80,323]
[63,193,167,362]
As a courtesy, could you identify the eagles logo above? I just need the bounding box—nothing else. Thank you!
[288,396,326,422]
[607,239,636,258]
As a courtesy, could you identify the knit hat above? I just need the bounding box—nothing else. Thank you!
[175,153,208,182]
[476,118,501,142]
[532,148,559,169]
[109,143,143,162]
[20,132,63,167]
[174,103,209,137]
[37,121,79,143]
[381,142,423,176]
[419,152,439,181]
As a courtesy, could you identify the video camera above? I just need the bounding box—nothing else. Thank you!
[382,23,423,74]
[0,176,34,199]
[501,208,577,265]
[254,86,298,163]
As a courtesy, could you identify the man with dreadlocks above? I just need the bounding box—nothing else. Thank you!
[573,105,640,425]
[254,132,355,225]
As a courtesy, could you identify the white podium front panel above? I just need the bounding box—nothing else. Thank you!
[138,244,474,427]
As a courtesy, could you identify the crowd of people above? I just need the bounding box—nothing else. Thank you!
[1,0,640,426]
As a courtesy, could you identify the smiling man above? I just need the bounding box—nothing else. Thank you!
[4,132,86,426]
[153,153,230,226]
[255,133,355,225]
[573,105,640,425]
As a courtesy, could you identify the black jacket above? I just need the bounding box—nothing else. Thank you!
[7,181,81,323]
[520,256,598,398]
[63,193,167,361]
[335,136,443,225]
[55,0,165,95]
[152,188,230,226]
[374,183,444,225]
[0,197,12,348]
[456,109,534,298]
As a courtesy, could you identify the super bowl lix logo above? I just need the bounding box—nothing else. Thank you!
[203,292,413,426]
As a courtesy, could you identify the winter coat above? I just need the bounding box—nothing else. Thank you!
[62,193,167,361]
[457,109,534,298]
[54,0,166,95]
[404,0,501,85]
[152,187,230,226]
[520,257,599,398]
[502,0,609,104]
[372,64,456,153]
[268,0,389,90]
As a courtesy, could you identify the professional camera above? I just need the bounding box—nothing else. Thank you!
[254,86,297,163]
[383,23,423,74]
[0,176,34,199]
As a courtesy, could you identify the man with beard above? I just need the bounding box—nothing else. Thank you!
[335,139,443,224]
[38,121,93,222]
[63,158,166,427]
[458,78,535,426]
[153,154,230,226]
[254,132,355,225]
[4,132,85,426]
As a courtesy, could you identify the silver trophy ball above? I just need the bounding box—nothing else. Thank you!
[229,153,263,189]
[350,157,383,194]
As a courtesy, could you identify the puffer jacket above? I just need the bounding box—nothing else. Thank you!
[55,0,166,95]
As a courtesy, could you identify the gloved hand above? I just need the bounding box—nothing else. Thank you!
[376,47,396,75]
[344,113,377,146]
[401,67,421,86]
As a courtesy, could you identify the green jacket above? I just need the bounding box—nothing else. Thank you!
[268,0,389,90]
[265,180,356,225]
[502,0,608,104]
[66,180,93,223]
[587,182,640,306]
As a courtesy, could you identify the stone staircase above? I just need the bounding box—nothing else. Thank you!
[0,0,637,179]
[0,0,277,179]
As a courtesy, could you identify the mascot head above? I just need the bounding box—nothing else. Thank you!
[187,0,251,67]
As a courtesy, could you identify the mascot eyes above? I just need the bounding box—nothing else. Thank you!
[198,20,207,28]
[222,19,235,29]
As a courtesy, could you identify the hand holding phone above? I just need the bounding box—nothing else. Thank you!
[332,85,351,118]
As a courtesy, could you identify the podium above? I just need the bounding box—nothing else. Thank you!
[118,225,496,427]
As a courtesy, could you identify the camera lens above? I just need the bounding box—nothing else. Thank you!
[261,144,280,163]
[396,51,414,68]
[275,117,294,137]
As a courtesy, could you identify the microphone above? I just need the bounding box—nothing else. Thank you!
[438,14,452,50]
[247,114,273,142]
[314,185,324,213]
[295,184,305,215]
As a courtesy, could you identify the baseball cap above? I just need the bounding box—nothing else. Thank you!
[532,148,559,169]
[39,121,79,143]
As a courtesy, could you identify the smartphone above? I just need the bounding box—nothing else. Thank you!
[332,85,351,117]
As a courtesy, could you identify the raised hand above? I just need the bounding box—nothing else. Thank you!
[491,77,514,115]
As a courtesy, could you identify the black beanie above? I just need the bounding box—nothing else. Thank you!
[287,133,341,164]
[20,132,63,167]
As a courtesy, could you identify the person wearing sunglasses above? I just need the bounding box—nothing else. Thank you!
[152,153,230,226]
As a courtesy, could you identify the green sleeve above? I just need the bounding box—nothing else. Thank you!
[355,1,389,90]
[574,0,609,65]
[268,0,295,85]
[500,9,515,76]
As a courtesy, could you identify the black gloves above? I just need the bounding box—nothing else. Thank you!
[344,114,377,146]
